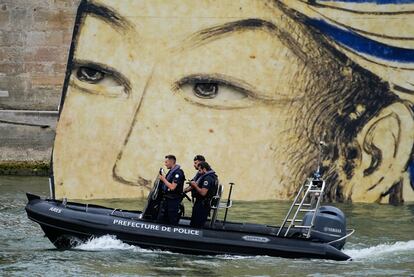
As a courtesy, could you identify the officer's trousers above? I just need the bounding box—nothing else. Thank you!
[157,197,181,225]
[190,200,210,228]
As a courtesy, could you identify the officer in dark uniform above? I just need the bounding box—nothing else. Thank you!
[191,155,205,182]
[158,155,185,225]
[184,155,205,200]
[189,161,218,228]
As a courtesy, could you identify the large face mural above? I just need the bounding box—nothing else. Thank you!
[52,0,414,204]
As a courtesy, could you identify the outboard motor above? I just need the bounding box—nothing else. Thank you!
[302,206,347,249]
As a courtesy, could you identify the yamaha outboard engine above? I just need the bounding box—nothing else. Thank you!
[302,206,347,249]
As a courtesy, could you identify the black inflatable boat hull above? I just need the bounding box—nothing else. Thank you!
[25,193,350,261]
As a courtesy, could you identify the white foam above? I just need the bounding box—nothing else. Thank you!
[344,240,414,260]
[72,235,414,261]
[216,254,259,260]
[75,235,136,251]
[75,235,167,254]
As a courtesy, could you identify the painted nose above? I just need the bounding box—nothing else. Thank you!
[112,73,163,189]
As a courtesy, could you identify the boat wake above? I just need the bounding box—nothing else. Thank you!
[74,235,163,254]
[74,235,136,251]
[75,235,414,262]
[344,240,414,260]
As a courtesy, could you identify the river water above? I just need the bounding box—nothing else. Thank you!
[0,176,413,276]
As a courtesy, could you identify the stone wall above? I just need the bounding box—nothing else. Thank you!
[0,0,80,174]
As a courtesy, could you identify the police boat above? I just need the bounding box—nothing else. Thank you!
[25,172,354,261]
[25,142,355,261]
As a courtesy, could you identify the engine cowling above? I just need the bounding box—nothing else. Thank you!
[302,206,347,249]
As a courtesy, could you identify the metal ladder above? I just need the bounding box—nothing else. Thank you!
[277,176,326,238]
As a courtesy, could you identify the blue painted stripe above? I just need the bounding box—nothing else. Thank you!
[318,0,414,4]
[409,160,414,190]
[306,19,414,63]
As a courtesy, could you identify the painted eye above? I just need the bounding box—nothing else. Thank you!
[76,67,105,84]
[175,76,254,109]
[194,83,218,99]
[70,62,131,98]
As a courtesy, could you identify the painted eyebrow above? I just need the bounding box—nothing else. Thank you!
[186,18,278,47]
[81,1,133,31]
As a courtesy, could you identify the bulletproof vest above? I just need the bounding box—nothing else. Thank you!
[196,172,218,200]
[164,167,184,199]
[191,172,202,199]
[206,177,218,199]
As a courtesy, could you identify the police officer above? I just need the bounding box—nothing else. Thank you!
[184,155,205,199]
[189,161,218,228]
[192,155,205,182]
[158,155,185,225]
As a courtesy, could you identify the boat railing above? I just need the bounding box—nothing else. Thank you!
[218,202,232,209]
[277,141,329,238]
[277,175,326,238]
[210,182,235,228]
[111,208,127,218]
[209,184,224,227]
[327,229,355,245]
